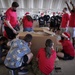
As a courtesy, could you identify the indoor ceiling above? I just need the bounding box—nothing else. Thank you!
[0,0,75,17]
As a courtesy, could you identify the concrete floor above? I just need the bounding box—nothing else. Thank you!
[0,58,75,75]
[0,25,75,75]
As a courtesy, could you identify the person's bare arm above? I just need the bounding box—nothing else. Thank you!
[5,20,17,34]
[70,1,75,11]
[65,1,71,12]
[7,42,11,47]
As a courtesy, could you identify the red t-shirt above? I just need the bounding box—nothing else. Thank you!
[61,13,69,28]
[22,16,33,28]
[69,12,75,27]
[37,48,56,75]
[5,8,18,27]
[59,40,74,57]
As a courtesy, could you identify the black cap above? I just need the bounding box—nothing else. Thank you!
[12,2,19,7]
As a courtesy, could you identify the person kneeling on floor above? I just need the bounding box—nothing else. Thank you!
[32,39,56,75]
[4,34,33,74]
[57,32,74,60]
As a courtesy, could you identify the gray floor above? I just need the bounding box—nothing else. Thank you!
[55,58,75,75]
[0,58,75,75]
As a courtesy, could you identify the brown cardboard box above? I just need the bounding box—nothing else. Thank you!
[33,28,43,32]
[18,32,57,55]
[33,21,39,28]
[33,27,49,32]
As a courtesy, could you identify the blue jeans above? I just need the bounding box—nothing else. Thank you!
[23,28,33,32]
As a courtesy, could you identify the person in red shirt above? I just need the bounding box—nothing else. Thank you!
[22,12,33,32]
[60,7,69,33]
[65,1,75,47]
[57,32,74,60]
[36,39,56,75]
[4,2,19,40]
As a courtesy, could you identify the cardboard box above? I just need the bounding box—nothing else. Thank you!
[18,32,57,55]
[33,27,49,32]
[33,21,39,28]
[33,28,43,32]
[43,29,55,35]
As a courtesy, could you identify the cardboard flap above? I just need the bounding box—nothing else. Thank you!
[43,29,55,35]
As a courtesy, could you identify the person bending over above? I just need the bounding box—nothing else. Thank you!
[4,2,20,40]
[22,12,33,32]
[4,34,33,74]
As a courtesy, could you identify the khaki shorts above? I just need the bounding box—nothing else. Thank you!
[68,27,75,37]
[61,28,66,33]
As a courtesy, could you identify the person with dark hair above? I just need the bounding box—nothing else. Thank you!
[38,13,45,27]
[4,2,20,40]
[50,12,57,32]
[22,12,33,32]
[56,12,62,30]
[57,32,74,60]
[43,13,50,27]
[4,34,33,74]
[24,34,32,42]
[12,2,19,7]
[32,39,56,75]
[65,1,75,48]
[0,36,8,64]
[60,7,69,33]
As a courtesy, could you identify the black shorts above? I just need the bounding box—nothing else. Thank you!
[4,26,17,39]
[22,55,28,66]
[5,55,28,70]
[62,51,74,60]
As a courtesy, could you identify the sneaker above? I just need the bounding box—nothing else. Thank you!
[18,69,28,75]
[55,67,61,72]
[55,67,61,70]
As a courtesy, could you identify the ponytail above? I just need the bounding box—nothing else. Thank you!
[45,39,53,58]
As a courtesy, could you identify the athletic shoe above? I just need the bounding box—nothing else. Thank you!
[18,69,28,75]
